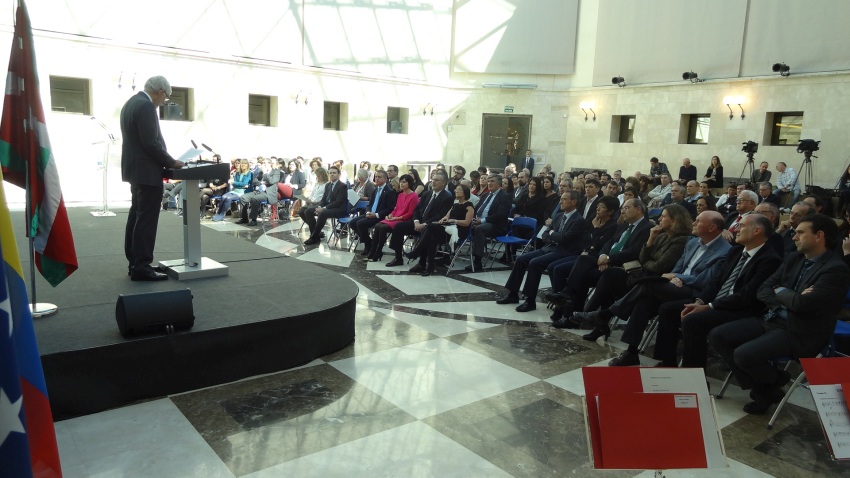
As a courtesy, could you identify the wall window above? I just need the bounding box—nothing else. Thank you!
[387,107,409,134]
[681,114,710,144]
[160,87,192,121]
[323,101,348,131]
[769,112,803,146]
[610,115,635,143]
[248,94,277,126]
[49,76,90,115]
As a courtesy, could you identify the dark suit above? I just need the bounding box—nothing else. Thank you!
[300,180,348,240]
[709,250,850,390]
[653,244,782,366]
[471,189,512,257]
[610,235,732,347]
[120,92,179,273]
[504,210,588,298]
[758,193,781,206]
[520,156,535,173]
[389,188,454,256]
[579,194,601,224]
[351,185,398,251]
[558,217,652,311]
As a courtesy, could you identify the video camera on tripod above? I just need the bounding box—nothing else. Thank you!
[742,141,759,154]
[796,139,820,154]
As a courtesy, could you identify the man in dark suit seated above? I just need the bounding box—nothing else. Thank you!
[386,169,454,266]
[775,201,815,256]
[350,170,397,255]
[547,199,652,324]
[236,160,281,226]
[751,161,772,186]
[757,181,781,206]
[652,214,782,367]
[709,214,850,414]
[495,190,589,312]
[465,174,512,272]
[299,165,348,245]
[120,75,185,281]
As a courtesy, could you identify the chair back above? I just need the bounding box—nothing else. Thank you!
[509,216,537,235]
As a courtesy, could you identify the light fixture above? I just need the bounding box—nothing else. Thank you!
[772,62,790,77]
[481,83,538,89]
[611,76,626,88]
[579,101,596,121]
[723,95,745,120]
[295,90,310,105]
[682,71,703,83]
[423,103,431,115]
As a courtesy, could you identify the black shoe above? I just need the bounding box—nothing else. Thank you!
[162,203,168,211]
[235,218,248,225]
[130,270,168,281]
[743,399,774,415]
[464,259,484,272]
[303,237,320,245]
[545,291,571,306]
[404,250,419,260]
[420,270,433,277]
[386,258,403,267]
[549,309,563,321]
[369,254,383,262]
[552,317,579,329]
[360,248,372,257]
[516,301,537,312]
[247,220,258,226]
[582,326,611,341]
[608,351,640,366]
[409,263,426,273]
[496,292,520,305]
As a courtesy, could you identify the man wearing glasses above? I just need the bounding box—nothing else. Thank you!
[121,75,184,281]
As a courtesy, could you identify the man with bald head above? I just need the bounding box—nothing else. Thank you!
[678,158,697,183]
[600,211,732,366]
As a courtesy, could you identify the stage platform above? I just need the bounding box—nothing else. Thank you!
[14,206,358,421]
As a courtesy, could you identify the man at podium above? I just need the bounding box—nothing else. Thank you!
[120,75,184,281]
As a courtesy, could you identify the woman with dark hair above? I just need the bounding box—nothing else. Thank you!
[704,155,723,189]
[638,176,653,202]
[405,184,475,275]
[407,168,426,195]
[365,174,420,262]
[699,181,714,198]
[696,195,717,215]
[542,176,559,215]
[571,204,694,341]
[278,159,307,203]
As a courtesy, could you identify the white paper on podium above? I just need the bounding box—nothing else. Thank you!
[176,148,205,163]
[810,384,850,459]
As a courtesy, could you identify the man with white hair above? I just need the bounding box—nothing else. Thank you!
[121,75,185,281]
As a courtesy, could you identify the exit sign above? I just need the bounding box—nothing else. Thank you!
[504,106,514,113]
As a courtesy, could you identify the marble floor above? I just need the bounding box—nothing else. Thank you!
[55,212,850,477]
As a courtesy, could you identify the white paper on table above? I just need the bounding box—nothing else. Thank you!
[809,384,850,459]
[176,148,205,163]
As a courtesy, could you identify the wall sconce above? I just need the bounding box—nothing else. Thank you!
[611,76,626,88]
[579,101,596,121]
[682,71,703,83]
[131,73,136,91]
[423,103,431,115]
[295,90,310,105]
[772,62,790,77]
[723,95,745,120]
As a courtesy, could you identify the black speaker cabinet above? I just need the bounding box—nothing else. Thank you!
[116,289,195,337]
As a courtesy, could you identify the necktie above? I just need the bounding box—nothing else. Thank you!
[729,215,742,233]
[371,187,382,213]
[793,259,815,291]
[423,192,438,218]
[478,192,495,220]
[716,252,749,299]
[609,224,634,255]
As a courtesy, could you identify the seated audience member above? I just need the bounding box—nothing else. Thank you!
[773,162,800,206]
[723,190,758,240]
[569,204,694,341]
[604,181,621,200]
[696,195,717,215]
[542,177,561,217]
[653,214,781,367]
[684,180,703,205]
[699,181,713,199]
[459,180,480,206]
[405,184,475,275]
[709,214,850,414]
[364,174,420,262]
[279,159,307,199]
[514,177,547,224]
[299,166,347,245]
[579,179,603,223]
[353,168,376,201]
[501,176,515,196]
[382,170,453,266]
[448,165,466,193]
[646,174,673,205]
[333,159,349,185]
[751,161,771,186]
[802,194,825,215]
[716,184,738,216]
[496,190,589,312]
[465,174,513,272]
[407,168,426,195]
[574,211,731,364]
[650,157,669,185]
[351,170,397,255]
[213,159,252,221]
[359,160,374,182]
[469,170,482,196]
[678,158,698,183]
[201,176,228,218]
[619,186,638,207]
[776,201,816,256]
[237,160,281,226]
[703,155,723,189]
[656,184,696,219]
[546,199,652,323]
[757,181,781,206]
[638,176,653,202]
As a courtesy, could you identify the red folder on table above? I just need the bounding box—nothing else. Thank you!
[595,392,707,469]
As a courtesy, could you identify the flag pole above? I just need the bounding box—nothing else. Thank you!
[25,148,57,317]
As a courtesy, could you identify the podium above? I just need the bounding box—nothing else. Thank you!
[159,162,230,280]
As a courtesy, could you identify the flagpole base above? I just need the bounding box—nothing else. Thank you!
[90,210,117,217]
[30,303,58,317]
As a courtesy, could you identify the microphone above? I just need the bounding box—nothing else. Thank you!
[201,143,214,153]
[191,140,198,149]
[91,116,115,141]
